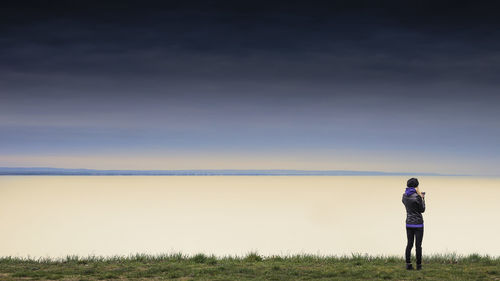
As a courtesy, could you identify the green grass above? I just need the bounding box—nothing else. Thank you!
[0,252,499,280]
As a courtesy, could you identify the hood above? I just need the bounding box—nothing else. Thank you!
[405,187,416,196]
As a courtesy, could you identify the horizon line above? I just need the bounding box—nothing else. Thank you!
[0,166,475,176]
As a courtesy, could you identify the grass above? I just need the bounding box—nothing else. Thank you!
[0,252,499,280]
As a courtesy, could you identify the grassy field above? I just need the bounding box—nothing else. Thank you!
[0,252,499,280]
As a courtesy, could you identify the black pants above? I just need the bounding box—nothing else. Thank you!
[405,227,424,264]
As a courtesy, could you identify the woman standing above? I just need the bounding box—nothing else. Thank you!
[402,178,426,270]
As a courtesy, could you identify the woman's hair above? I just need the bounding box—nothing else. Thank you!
[407,178,419,188]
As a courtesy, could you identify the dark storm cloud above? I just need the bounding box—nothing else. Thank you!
[2,0,500,92]
[2,0,500,115]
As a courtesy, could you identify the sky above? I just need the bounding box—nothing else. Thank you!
[1,1,500,175]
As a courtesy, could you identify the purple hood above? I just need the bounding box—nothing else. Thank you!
[405,187,416,196]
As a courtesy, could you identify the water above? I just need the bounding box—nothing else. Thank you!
[1,176,499,257]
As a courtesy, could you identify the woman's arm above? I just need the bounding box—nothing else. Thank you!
[415,187,426,213]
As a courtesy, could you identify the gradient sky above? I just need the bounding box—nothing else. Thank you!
[1,1,500,175]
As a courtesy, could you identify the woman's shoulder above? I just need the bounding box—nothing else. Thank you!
[404,193,421,200]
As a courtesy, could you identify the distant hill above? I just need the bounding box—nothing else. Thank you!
[0,167,442,176]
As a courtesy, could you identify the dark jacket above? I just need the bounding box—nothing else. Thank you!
[402,192,426,226]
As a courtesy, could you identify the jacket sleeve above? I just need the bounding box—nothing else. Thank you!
[417,196,426,213]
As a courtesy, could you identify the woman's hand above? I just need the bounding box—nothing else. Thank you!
[415,187,425,198]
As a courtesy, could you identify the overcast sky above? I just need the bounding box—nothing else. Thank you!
[1,1,499,175]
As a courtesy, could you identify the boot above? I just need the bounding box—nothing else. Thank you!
[416,264,422,270]
[406,263,414,270]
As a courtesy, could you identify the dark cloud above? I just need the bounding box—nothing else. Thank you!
[2,1,500,89]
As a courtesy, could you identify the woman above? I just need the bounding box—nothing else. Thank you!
[402,177,425,270]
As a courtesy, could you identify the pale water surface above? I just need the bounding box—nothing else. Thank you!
[1,176,499,257]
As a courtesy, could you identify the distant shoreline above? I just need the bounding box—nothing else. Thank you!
[0,167,464,176]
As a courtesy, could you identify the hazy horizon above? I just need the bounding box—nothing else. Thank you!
[0,166,453,176]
